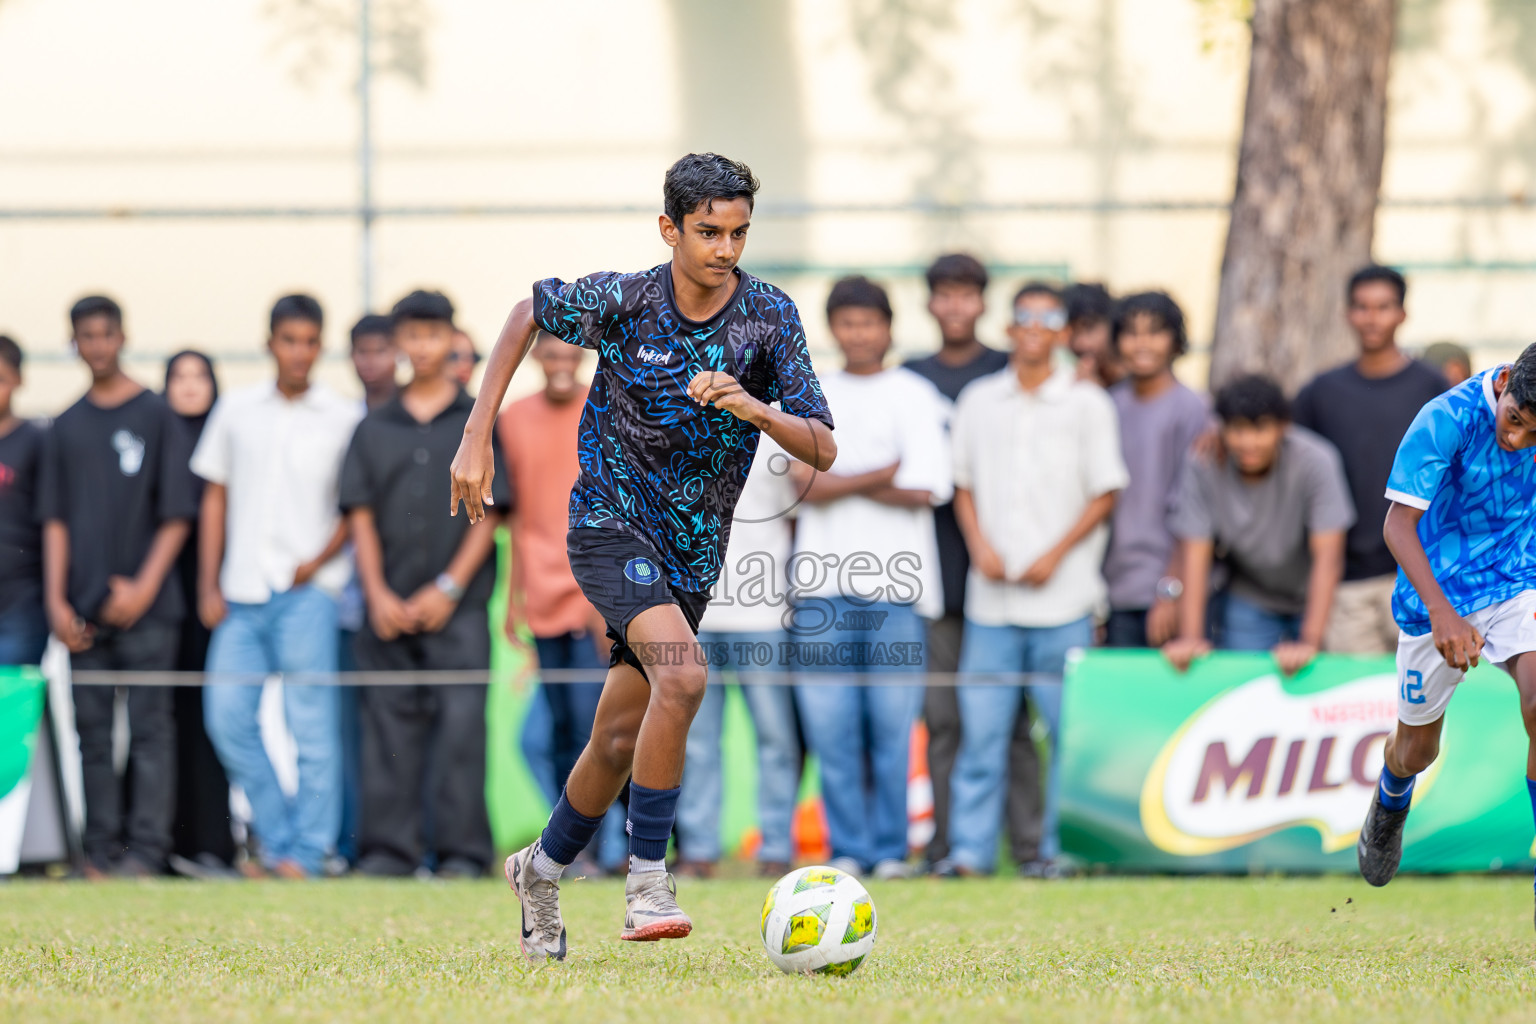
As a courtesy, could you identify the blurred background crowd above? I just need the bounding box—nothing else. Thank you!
[0,249,1472,883]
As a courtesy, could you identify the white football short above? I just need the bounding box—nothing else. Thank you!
[1395,590,1536,726]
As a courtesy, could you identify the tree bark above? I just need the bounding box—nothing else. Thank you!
[1209,0,1396,393]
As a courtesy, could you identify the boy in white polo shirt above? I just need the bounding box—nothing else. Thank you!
[787,275,952,879]
[944,282,1128,878]
[194,294,362,879]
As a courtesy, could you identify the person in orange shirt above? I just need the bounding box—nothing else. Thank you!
[497,331,621,876]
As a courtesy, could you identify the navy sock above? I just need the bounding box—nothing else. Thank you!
[1378,765,1416,812]
[627,782,681,862]
[538,790,606,866]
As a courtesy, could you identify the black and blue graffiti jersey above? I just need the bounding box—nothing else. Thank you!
[532,263,834,592]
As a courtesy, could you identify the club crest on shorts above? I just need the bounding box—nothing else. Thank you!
[624,557,661,585]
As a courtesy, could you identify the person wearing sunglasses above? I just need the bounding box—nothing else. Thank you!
[942,282,1128,879]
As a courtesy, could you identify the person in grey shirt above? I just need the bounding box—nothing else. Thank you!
[1101,292,1210,648]
[1163,374,1354,675]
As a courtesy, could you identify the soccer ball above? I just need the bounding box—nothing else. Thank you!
[759,865,877,976]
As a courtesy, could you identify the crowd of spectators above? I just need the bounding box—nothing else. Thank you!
[0,255,1469,880]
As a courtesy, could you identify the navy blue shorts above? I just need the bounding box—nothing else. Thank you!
[565,526,711,674]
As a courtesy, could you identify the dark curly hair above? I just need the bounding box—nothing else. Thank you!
[1505,342,1536,414]
[1215,374,1291,424]
[1112,291,1188,358]
[663,153,760,230]
[826,276,892,323]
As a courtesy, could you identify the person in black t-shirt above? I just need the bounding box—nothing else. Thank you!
[0,336,47,666]
[1292,265,1447,656]
[340,291,506,879]
[40,296,197,877]
[901,253,1030,874]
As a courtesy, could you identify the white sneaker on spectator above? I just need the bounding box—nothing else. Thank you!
[873,859,913,881]
[828,856,863,878]
[504,845,566,962]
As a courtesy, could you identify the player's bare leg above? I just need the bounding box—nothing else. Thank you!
[565,660,656,814]
[614,603,708,941]
[505,659,651,962]
[1359,717,1442,886]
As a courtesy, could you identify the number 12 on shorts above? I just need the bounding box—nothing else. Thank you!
[1401,669,1426,705]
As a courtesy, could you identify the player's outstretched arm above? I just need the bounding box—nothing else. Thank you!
[686,370,836,471]
[1384,501,1484,669]
[450,298,538,523]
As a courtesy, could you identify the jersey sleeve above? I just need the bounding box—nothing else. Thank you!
[156,406,201,522]
[531,273,625,351]
[337,420,374,513]
[950,385,979,492]
[1167,458,1214,541]
[35,422,63,524]
[1079,387,1131,498]
[1291,380,1318,432]
[189,396,232,485]
[766,302,834,429]
[894,376,953,505]
[1302,436,1356,533]
[1385,398,1466,511]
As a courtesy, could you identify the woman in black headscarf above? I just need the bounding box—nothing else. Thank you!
[162,350,237,875]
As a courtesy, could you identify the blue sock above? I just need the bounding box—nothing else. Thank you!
[1526,778,1536,890]
[627,782,681,862]
[538,789,606,866]
[1378,766,1416,812]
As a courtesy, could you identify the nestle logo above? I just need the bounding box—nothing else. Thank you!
[636,344,673,366]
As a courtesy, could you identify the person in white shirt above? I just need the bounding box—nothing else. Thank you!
[674,430,802,878]
[944,282,1128,878]
[194,294,362,879]
[788,276,953,880]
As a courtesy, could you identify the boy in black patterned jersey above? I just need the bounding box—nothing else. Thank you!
[451,154,836,959]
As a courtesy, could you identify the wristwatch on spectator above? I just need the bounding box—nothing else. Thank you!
[1155,577,1184,603]
[435,573,465,602]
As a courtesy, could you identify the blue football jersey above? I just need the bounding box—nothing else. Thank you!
[1385,366,1536,635]
[532,263,833,593]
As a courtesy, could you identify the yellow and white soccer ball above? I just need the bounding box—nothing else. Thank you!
[760,865,877,976]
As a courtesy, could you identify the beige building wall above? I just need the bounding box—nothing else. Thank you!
[1,0,1534,415]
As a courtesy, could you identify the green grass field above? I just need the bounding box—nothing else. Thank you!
[4,875,1536,1023]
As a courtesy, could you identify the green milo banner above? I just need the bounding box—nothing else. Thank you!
[1060,650,1535,873]
[0,667,47,875]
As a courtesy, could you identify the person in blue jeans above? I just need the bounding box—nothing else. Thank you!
[946,282,1129,877]
[1162,375,1353,677]
[679,629,800,875]
[787,276,954,879]
[792,598,927,877]
[948,617,1091,875]
[528,630,627,875]
[192,295,361,878]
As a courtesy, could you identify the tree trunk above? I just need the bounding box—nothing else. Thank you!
[1209,0,1396,393]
